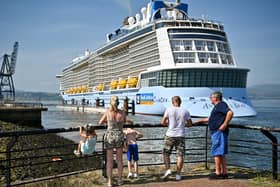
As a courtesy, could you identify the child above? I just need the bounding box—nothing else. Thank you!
[74,124,97,156]
[123,128,143,178]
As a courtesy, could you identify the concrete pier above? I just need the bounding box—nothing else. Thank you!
[56,105,106,114]
[0,103,48,127]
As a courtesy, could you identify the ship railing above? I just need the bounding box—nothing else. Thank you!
[0,123,279,186]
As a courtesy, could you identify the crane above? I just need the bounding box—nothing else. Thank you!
[0,42,19,101]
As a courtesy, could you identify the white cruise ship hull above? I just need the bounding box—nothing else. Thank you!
[62,86,256,117]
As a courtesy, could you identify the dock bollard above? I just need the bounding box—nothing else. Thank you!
[123,97,129,115]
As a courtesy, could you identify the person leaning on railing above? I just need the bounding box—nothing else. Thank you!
[161,96,193,181]
[99,96,126,187]
[194,91,234,180]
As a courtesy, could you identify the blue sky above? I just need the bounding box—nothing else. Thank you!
[0,0,279,92]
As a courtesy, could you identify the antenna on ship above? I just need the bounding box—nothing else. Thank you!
[0,42,19,101]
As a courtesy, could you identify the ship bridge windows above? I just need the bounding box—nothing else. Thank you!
[171,40,193,51]
[140,69,248,88]
[174,52,195,63]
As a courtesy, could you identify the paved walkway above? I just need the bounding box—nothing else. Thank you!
[102,171,258,187]
[103,167,262,187]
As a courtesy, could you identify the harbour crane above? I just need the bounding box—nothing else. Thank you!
[0,42,19,101]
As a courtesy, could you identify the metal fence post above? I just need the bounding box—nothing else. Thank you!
[205,126,208,169]
[261,129,278,180]
[5,136,18,187]
[102,133,107,178]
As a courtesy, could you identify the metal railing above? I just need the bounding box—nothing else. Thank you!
[0,123,279,186]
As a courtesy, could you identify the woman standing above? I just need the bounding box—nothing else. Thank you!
[99,96,126,187]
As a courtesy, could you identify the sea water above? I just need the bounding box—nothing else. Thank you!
[42,98,280,171]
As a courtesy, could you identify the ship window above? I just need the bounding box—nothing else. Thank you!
[204,23,212,28]
[223,43,230,53]
[209,53,218,64]
[183,52,195,63]
[174,52,195,64]
[213,24,219,29]
[220,54,228,64]
[227,55,234,64]
[191,22,202,27]
[207,41,215,51]
[182,40,192,50]
[171,40,181,51]
[216,42,225,52]
[198,52,209,63]
[195,40,205,51]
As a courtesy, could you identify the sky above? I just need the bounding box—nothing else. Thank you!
[0,0,279,93]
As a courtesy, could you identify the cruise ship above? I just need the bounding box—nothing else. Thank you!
[56,0,257,117]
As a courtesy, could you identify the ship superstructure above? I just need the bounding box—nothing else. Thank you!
[56,0,256,117]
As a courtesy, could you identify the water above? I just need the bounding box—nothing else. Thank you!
[41,98,280,170]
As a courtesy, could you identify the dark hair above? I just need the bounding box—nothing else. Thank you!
[211,91,223,101]
[172,96,182,106]
[87,126,95,134]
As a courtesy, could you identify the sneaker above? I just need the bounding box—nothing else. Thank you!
[73,150,80,157]
[162,169,172,179]
[133,173,139,178]
[175,174,181,181]
[127,172,133,178]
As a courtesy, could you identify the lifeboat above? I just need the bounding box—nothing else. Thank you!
[73,87,77,94]
[68,88,73,94]
[81,85,87,93]
[96,83,104,91]
[118,78,127,89]
[127,77,138,88]
[110,80,119,90]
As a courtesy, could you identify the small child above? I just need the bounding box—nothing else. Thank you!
[74,124,97,156]
[123,128,143,178]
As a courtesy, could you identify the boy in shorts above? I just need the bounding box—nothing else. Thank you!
[123,127,143,178]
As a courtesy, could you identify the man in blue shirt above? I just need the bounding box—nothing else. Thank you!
[195,91,233,179]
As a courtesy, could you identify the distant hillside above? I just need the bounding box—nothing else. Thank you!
[15,90,61,101]
[248,84,280,99]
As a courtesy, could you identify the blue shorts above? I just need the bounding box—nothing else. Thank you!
[127,144,139,161]
[211,130,228,156]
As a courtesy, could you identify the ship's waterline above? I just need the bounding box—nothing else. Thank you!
[57,0,256,117]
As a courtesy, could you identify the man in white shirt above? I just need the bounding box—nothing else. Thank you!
[161,96,192,181]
